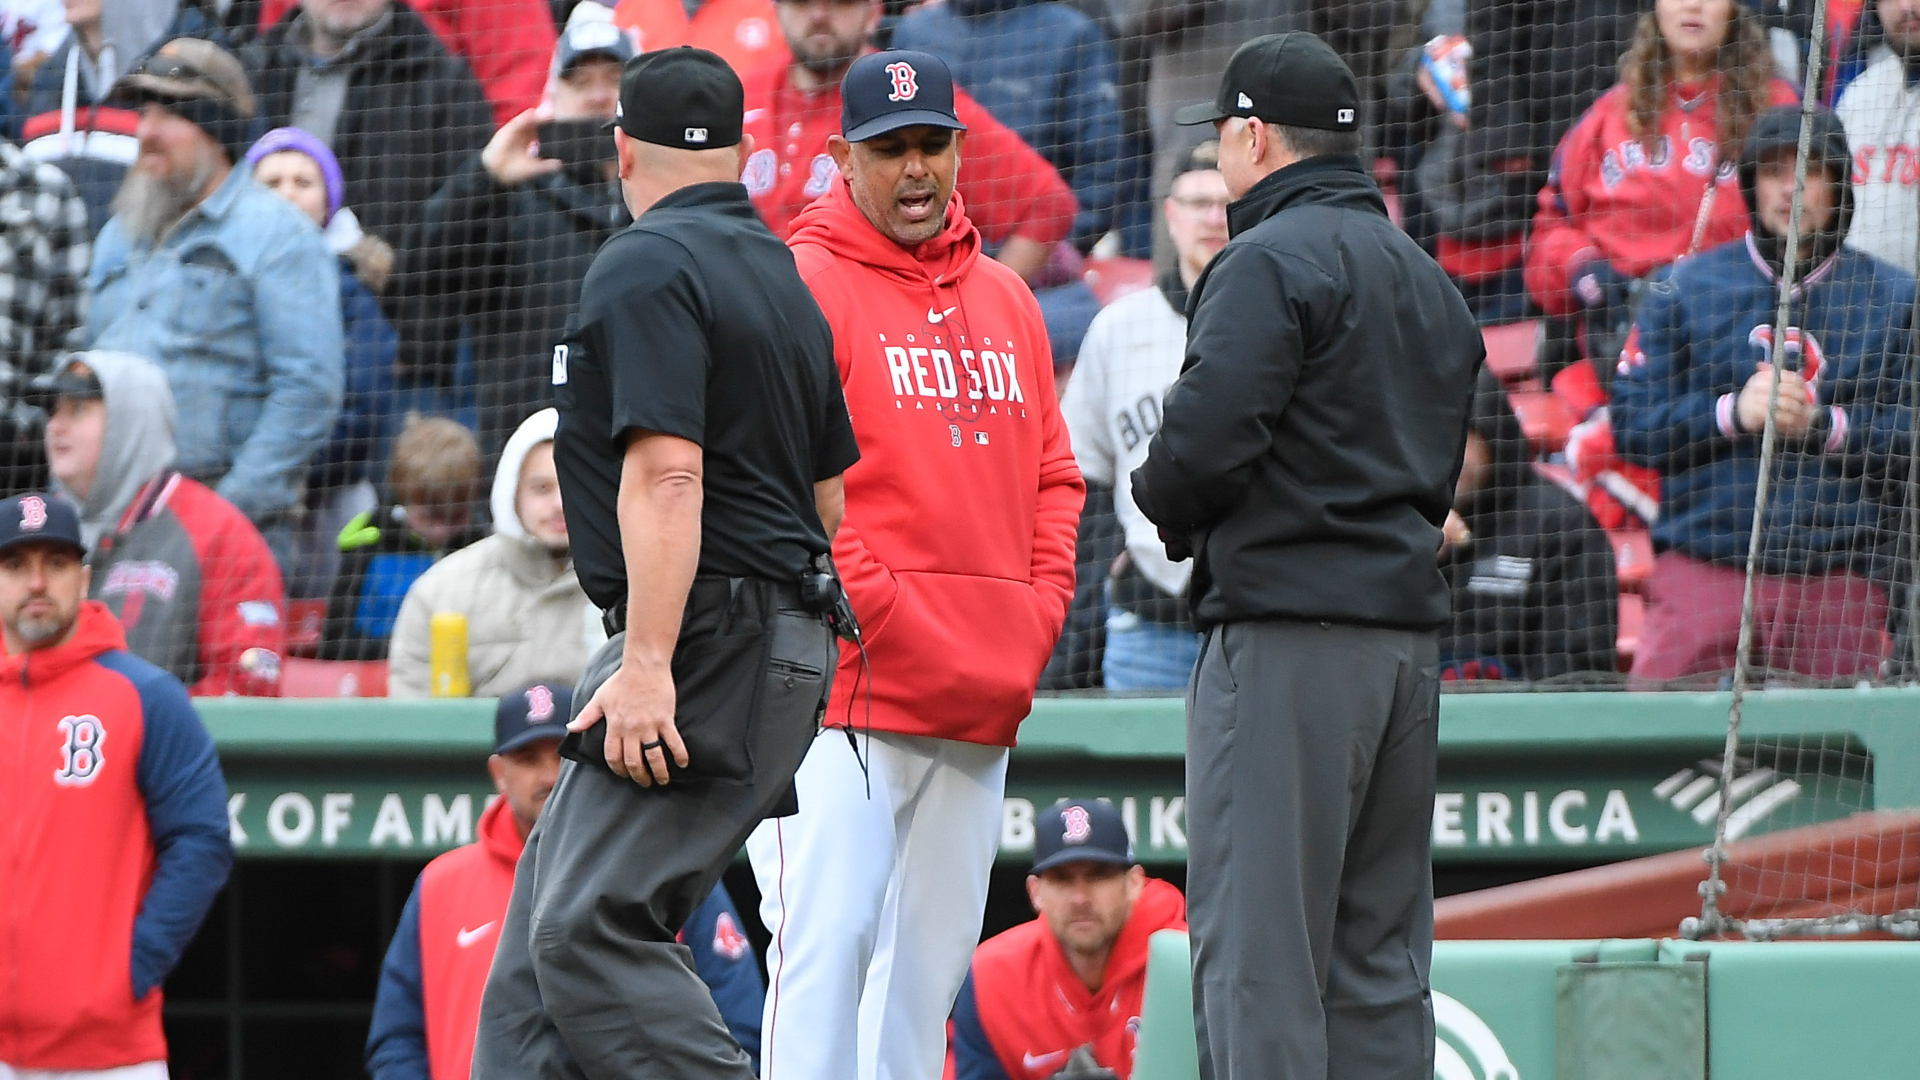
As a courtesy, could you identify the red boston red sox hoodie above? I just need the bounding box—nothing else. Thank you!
[788,181,1083,747]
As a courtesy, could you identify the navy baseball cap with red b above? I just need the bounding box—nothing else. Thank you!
[841,50,968,142]
[0,493,86,558]
[1032,799,1134,875]
[494,681,574,754]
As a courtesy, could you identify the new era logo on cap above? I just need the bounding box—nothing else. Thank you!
[1237,92,1253,109]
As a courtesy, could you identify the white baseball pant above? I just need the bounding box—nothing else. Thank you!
[746,728,1009,1080]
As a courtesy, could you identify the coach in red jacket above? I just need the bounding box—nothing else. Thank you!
[44,352,287,696]
[0,492,233,1078]
[366,682,767,1080]
[949,800,1187,1080]
[745,49,1083,1080]
[740,0,1077,277]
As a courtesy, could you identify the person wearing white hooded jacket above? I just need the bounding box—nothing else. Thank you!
[387,408,604,698]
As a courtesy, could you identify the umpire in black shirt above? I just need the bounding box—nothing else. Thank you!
[1132,34,1483,1080]
[473,47,860,1080]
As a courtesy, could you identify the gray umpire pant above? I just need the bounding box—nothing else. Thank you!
[1186,619,1440,1080]
[471,598,834,1080]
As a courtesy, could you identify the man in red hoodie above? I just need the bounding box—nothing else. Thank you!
[949,800,1188,1080]
[0,492,232,1078]
[746,49,1084,1080]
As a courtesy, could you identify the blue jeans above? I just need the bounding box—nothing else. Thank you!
[1103,608,1201,691]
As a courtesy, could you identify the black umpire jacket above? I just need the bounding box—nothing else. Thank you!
[1131,154,1483,631]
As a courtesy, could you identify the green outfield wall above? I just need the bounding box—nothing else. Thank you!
[201,687,1920,865]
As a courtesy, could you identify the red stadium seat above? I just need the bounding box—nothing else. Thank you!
[1082,256,1153,307]
[280,658,389,698]
[1506,388,1576,453]
[286,598,328,656]
[1610,528,1655,592]
[1481,320,1542,384]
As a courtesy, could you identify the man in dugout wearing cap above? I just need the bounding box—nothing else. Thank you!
[1131,32,1484,1080]
[472,45,860,1080]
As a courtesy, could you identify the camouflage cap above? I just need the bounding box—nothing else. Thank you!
[113,38,256,119]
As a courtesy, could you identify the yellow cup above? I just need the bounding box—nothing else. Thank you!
[429,612,471,698]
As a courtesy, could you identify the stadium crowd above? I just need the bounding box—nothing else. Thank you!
[0,0,1914,699]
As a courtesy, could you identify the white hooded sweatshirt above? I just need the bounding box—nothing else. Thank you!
[386,409,604,698]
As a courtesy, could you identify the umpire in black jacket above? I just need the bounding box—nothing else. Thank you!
[1132,33,1482,1080]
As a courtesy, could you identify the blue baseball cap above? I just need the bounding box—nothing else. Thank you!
[1032,799,1134,875]
[0,493,86,558]
[840,50,967,142]
[494,681,574,754]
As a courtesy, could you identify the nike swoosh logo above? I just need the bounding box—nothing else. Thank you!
[1023,1050,1068,1073]
[456,922,497,947]
[927,305,957,323]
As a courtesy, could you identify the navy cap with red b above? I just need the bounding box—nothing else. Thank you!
[1032,799,1134,875]
[0,493,86,558]
[840,50,968,143]
[495,681,575,754]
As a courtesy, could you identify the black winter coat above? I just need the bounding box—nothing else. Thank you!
[245,6,494,377]
[1132,155,1484,631]
[1443,376,1617,680]
[413,155,631,456]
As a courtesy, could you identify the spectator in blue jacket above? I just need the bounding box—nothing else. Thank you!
[1613,105,1917,685]
[247,126,399,596]
[85,39,344,574]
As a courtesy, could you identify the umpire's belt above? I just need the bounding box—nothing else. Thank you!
[601,575,802,636]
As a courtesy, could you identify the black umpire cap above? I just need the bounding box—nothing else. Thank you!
[840,50,968,142]
[1175,32,1360,133]
[1032,799,1134,875]
[0,493,86,558]
[613,46,743,149]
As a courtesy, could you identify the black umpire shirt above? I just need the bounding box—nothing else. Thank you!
[552,181,861,612]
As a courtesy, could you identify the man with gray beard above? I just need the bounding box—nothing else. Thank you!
[85,38,343,573]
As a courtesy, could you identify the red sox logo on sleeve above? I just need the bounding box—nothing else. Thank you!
[886,61,918,102]
[712,910,750,961]
[19,494,47,530]
[1062,805,1093,843]
[1747,325,1827,397]
[55,714,107,786]
[527,684,556,723]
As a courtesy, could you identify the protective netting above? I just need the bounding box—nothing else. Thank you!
[0,0,1912,706]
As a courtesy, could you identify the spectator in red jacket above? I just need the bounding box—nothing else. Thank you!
[43,351,288,696]
[741,0,1076,282]
[1525,0,1795,366]
[256,0,559,127]
[613,0,789,74]
[365,682,766,1080]
[0,490,232,1077]
[746,50,1083,1080]
[948,799,1187,1080]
